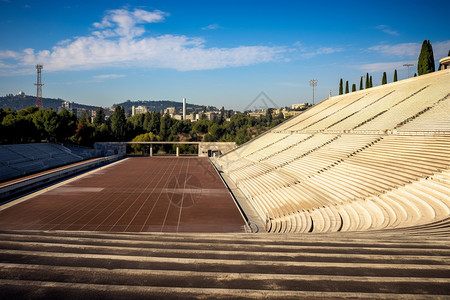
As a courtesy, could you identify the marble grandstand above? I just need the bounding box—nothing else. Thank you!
[0,69,449,299]
[216,69,450,233]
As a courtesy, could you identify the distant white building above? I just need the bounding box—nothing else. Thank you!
[61,101,74,112]
[204,111,217,120]
[291,103,307,110]
[132,105,147,116]
[165,107,176,115]
[185,114,195,121]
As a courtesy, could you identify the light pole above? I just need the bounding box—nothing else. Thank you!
[309,79,318,105]
[403,63,414,78]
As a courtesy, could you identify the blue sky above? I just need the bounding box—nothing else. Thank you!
[1,0,449,110]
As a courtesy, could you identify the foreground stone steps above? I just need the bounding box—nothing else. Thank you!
[0,230,449,299]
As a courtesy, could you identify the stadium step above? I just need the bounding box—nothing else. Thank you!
[0,230,449,299]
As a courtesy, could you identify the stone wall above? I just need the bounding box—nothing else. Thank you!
[198,142,236,157]
[94,142,127,157]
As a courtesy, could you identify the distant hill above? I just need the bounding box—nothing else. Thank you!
[0,94,99,112]
[0,94,218,115]
[114,100,217,115]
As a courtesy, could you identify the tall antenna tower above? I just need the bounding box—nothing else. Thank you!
[35,64,44,108]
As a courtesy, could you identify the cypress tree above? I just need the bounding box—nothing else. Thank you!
[345,81,349,94]
[339,78,343,95]
[365,73,369,89]
[414,73,417,77]
[359,77,363,90]
[428,40,435,72]
[418,40,435,75]
[369,76,373,88]
[382,72,387,85]
[448,50,450,56]
[393,69,398,82]
[352,83,356,92]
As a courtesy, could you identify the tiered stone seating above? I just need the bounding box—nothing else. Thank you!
[219,133,290,171]
[0,143,96,182]
[217,69,450,234]
[281,92,369,132]
[396,96,450,133]
[0,226,448,299]
[325,71,449,133]
[356,83,449,132]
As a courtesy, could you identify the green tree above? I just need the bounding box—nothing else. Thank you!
[93,107,105,126]
[235,127,249,145]
[94,123,112,142]
[171,120,192,135]
[203,133,215,142]
[149,112,161,133]
[352,83,356,92]
[56,109,77,143]
[265,108,273,125]
[131,132,160,153]
[110,106,127,141]
[369,76,373,88]
[359,77,363,90]
[382,72,387,85]
[365,73,369,89]
[345,81,349,93]
[393,69,398,82]
[159,113,172,139]
[417,40,435,75]
[74,122,94,146]
[208,123,222,141]
[192,119,210,135]
[339,78,343,95]
[1,113,36,143]
[143,112,151,131]
[78,110,91,124]
[32,109,59,142]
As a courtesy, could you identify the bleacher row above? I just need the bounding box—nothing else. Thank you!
[218,69,450,233]
[0,143,95,182]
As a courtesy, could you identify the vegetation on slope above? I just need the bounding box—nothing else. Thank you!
[0,106,292,152]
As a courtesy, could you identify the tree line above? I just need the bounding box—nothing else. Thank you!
[0,105,288,150]
[338,40,446,95]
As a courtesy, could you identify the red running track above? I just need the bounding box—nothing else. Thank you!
[0,157,246,233]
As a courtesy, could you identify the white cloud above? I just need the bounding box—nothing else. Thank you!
[375,25,399,36]
[93,8,166,38]
[433,40,450,58]
[369,40,450,59]
[0,8,283,75]
[0,50,20,59]
[369,42,419,57]
[201,24,221,30]
[356,40,450,72]
[292,41,342,59]
[301,47,343,59]
[356,61,414,72]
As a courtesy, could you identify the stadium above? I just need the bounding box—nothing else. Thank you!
[0,66,449,298]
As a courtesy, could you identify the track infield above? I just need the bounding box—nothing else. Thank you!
[0,157,246,233]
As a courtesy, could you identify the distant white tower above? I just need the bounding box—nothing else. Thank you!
[183,98,186,120]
